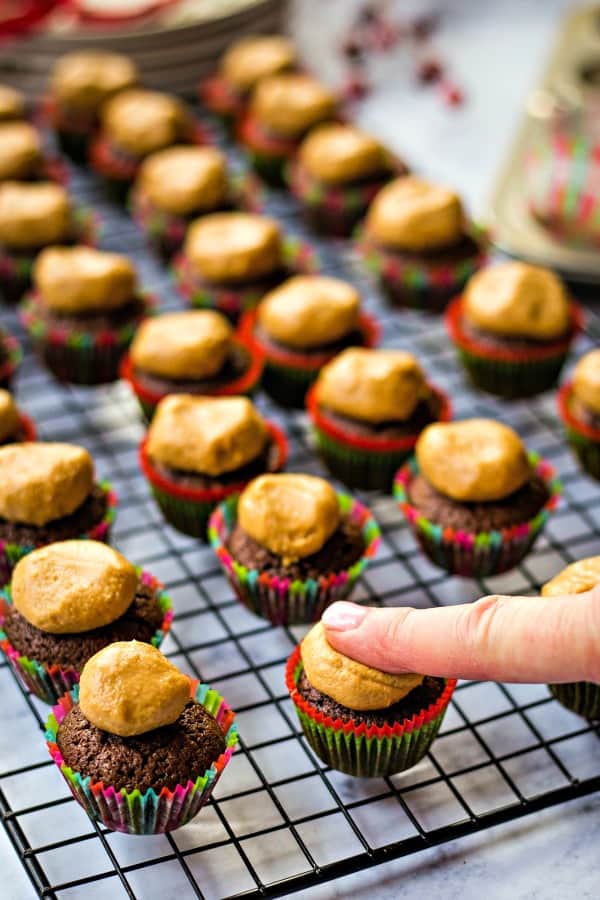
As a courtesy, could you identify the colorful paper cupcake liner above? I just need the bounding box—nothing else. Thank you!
[199,75,244,128]
[558,382,600,481]
[393,454,561,578]
[208,491,381,626]
[37,95,95,163]
[172,236,321,321]
[0,481,117,587]
[446,297,584,399]
[548,681,600,720]
[45,679,238,834]
[240,309,380,408]
[140,423,288,539]
[307,384,452,492]
[286,646,456,777]
[20,292,155,386]
[0,331,22,389]
[0,569,172,705]
[11,412,36,443]
[237,114,300,186]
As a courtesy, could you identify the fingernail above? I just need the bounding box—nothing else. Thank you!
[322,602,368,631]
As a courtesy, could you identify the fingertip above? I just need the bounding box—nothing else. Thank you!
[321,601,368,632]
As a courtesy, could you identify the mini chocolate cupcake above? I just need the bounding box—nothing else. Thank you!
[0,389,36,445]
[209,473,380,625]
[308,348,452,491]
[541,557,600,720]
[0,181,98,304]
[21,246,151,385]
[394,419,561,578]
[241,274,379,407]
[140,394,287,538]
[0,441,116,585]
[357,175,487,311]
[239,74,337,185]
[0,122,66,185]
[172,211,319,322]
[0,326,22,390]
[287,622,456,776]
[559,349,600,479]
[46,641,238,834]
[44,50,138,162]
[200,34,297,129]
[122,309,263,421]
[0,84,26,122]
[0,540,172,704]
[447,261,582,398]
[289,123,407,236]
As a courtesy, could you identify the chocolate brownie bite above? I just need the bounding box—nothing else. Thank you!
[308,347,451,492]
[558,349,600,480]
[394,419,559,578]
[0,541,171,703]
[447,261,581,398]
[47,642,237,833]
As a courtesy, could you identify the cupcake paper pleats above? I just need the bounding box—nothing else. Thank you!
[558,382,600,481]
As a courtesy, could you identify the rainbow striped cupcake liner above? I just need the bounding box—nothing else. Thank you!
[0,331,22,390]
[286,646,456,777]
[208,491,381,626]
[0,569,172,705]
[393,454,561,578]
[548,681,600,720]
[0,481,117,587]
[558,383,600,481]
[45,679,238,834]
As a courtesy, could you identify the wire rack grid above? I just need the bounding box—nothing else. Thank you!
[1,132,600,900]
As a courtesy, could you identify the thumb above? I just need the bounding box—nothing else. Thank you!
[321,591,600,684]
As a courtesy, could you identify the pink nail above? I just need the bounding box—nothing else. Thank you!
[322,602,368,631]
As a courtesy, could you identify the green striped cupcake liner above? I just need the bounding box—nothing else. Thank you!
[549,682,600,720]
[312,427,413,492]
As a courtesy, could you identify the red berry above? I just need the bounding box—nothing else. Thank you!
[417,57,444,84]
[440,81,464,106]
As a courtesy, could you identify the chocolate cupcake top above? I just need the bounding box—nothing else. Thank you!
[184,212,282,283]
[463,261,569,341]
[238,473,339,562]
[101,89,191,157]
[250,74,336,138]
[302,621,423,710]
[0,122,43,181]
[542,556,600,596]
[147,394,268,477]
[572,350,600,415]
[0,389,20,443]
[316,348,430,423]
[33,246,137,314]
[365,175,464,251]
[0,182,71,249]
[79,641,190,737]
[221,35,297,92]
[137,145,228,216]
[0,84,25,122]
[0,442,94,526]
[12,540,137,634]
[299,123,388,185]
[131,310,232,380]
[258,275,360,349]
[51,50,138,112]
[416,419,531,502]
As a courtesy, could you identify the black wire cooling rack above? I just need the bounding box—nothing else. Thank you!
[1,122,600,900]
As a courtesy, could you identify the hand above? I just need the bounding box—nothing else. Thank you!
[321,589,600,684]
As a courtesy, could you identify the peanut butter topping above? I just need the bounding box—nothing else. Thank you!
[303,622,423,711]
[185,212,282,283]
[258,275,360,349]
[147,394,268,476]
[130,310,232,380]
[0,182,71,249]
[416,419,531,503]
[299,123,388,185]
[222,35,296,92]
[79,642,190,737]
[52,50,138,112]
[102,89,190,157]
[34,247,136,314]
[250,74,336,138]
[12,541,137,634]
[0,122,42,181]
[542,557,600,597]
[0,84,25,121]
[138,145,228,216]
[0,442,94,526]
[316,348,430,424]
[365,175,464,251]
[572,350,600,416]
[238,473,340,562]
[463,261,570,341]
[0,389,19,443]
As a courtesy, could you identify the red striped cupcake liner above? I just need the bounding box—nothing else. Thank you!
[199,75,245,127]
[558,381,600,480]
[237,113,301,186]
